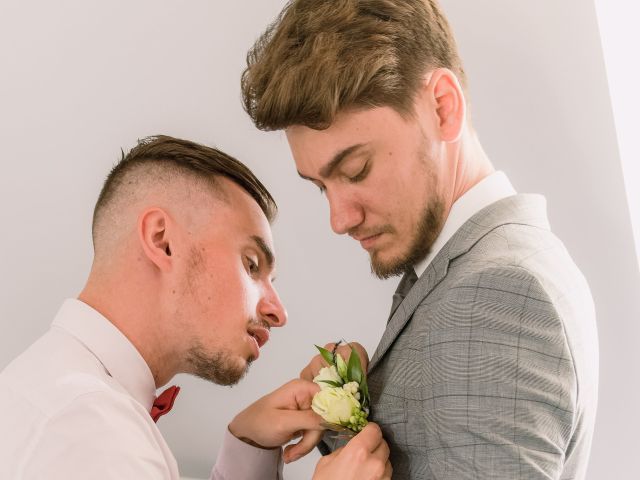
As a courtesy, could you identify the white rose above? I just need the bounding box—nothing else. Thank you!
[312,387,361,425]
[342,381,359,395]
[313,365,342,390]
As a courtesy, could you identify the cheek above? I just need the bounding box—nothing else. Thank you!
[368,175,409,223]
[190,266,248,317]
[370,176,427,239]
[211,277,247,307]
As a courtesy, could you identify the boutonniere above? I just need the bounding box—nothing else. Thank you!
[311,341,370,434]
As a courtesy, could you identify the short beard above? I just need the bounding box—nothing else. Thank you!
[180,247,253,386]
[370,198,445,279]
[186,344,252,386]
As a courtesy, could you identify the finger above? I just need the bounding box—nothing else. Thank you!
[337,342,369,369]
[300,364,314,381]
[275,409,325,440]
[383,460,393,480]
[370,436,390,463]
[314,446,343,468]
[348,422,383,453]
[312,354,330,370]
[300,354,330,382]
[290,379,321,409]
[272,379,321,409]
[283,429,325,463]
[360,446,390,480]
[283,444,297,464]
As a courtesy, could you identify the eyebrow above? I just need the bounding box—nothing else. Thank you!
[251,235,275,270]
[297,143,367,181]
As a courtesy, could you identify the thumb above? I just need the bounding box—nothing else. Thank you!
[346,422,383,453]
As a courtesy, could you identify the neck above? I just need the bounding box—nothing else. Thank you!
[78,263,180,388]
[447,126,495,207]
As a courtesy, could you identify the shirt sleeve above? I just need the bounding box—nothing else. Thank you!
[210,428,283,480]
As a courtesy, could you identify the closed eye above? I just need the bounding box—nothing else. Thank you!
[347,161,370,183]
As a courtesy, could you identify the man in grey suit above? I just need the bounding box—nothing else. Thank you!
[241,0,599,478]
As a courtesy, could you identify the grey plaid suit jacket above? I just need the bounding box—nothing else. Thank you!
[324,194,599,479]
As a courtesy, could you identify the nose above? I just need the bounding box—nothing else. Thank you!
[327,189,364,235]
[257,284,287,328]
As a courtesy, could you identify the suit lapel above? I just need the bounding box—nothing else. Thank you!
[368,242,451,372]
[367,194,549,374]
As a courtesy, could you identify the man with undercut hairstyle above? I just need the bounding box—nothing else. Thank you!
[0,135,392,479]
[242,1,599,479]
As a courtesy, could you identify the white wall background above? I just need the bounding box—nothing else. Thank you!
[0,1,637,478]
[594,0,640,273]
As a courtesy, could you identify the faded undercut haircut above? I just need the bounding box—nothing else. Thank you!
[241,0,466,131]
[92,135,277,249]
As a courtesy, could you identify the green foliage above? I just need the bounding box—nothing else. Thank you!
[336,353,348,381]
[317,379,343,388]
[347,348,363,384]
[315,345,335,366]
[313,343,371,425]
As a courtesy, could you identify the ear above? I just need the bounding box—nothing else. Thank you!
[138,208,174,272]
[428,68,466,143]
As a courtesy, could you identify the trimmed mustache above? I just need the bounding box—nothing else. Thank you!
[247,318,270,331]
[348,224,394,241]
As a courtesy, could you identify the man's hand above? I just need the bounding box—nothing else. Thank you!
[228,379,325,462]
[300,341,369,382]
[312,423,392,480]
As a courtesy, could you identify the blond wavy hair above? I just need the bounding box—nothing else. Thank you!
[242,0,466,131]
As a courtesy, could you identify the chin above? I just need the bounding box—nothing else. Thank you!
[221,355,253,385]
[186,345,252,386]
[369,248,410,279]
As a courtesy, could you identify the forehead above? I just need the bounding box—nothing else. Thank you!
[286,106,408,165]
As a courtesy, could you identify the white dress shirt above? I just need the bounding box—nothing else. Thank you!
[0,299,282,479]
[413,171,517,277]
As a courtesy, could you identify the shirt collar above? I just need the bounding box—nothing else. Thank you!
[52,298,157,411]
[414,171,517,278]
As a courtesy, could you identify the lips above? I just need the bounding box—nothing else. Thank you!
[354,233,383,250]
[350,227,387,242]
[247,326,270,348]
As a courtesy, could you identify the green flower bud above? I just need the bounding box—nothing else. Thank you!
[336,353,348,380]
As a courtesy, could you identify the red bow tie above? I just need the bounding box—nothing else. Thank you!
[150,385,180,422]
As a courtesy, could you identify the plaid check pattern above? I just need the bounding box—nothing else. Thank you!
[327,195,599,479]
